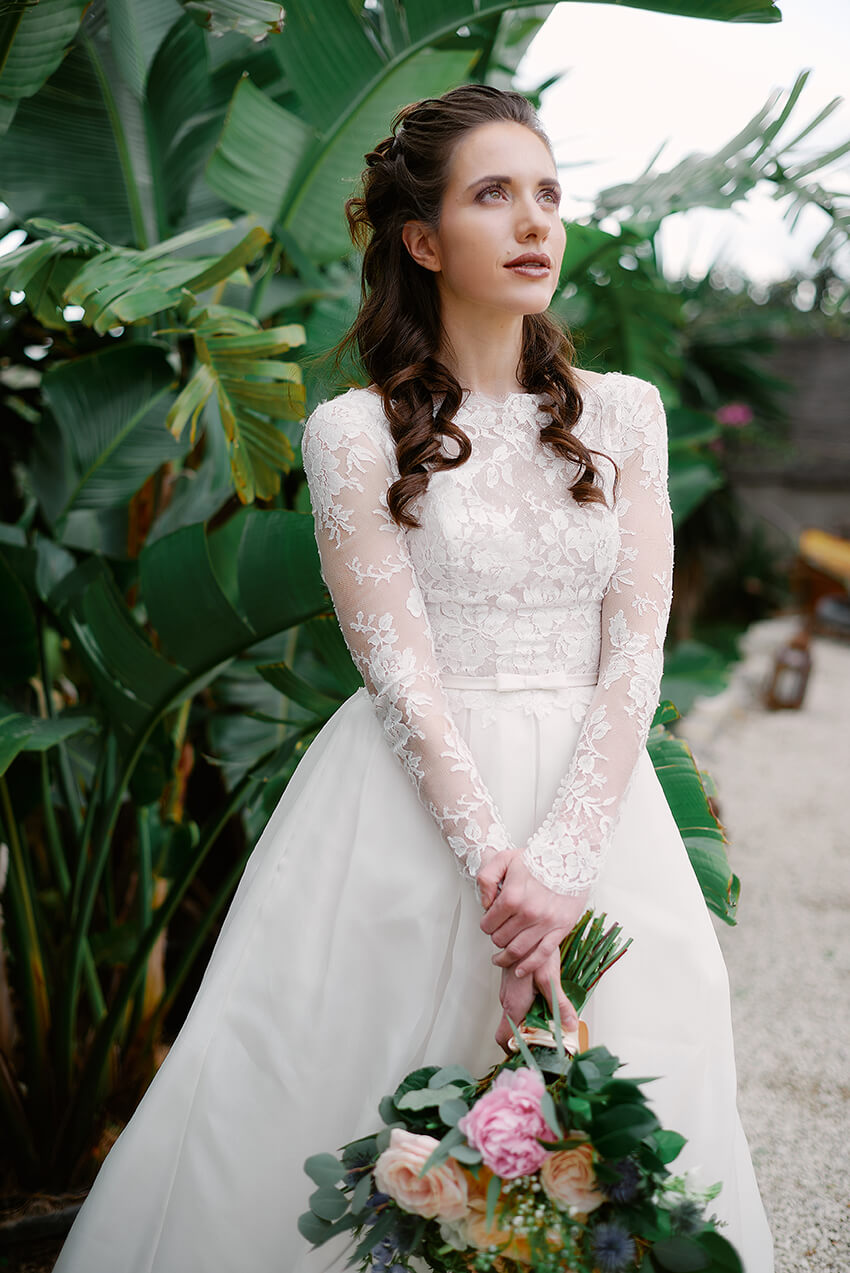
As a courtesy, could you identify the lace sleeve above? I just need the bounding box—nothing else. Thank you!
[521,381,674,895]
[300,392,514,884]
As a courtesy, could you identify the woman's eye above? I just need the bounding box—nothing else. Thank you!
[478,185,506,201]
[540,189,560,205]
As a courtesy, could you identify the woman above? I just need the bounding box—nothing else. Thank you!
[54,85,774,1272]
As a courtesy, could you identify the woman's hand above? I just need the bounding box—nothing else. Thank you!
[477,847,590,979]
[495,948,580,1054]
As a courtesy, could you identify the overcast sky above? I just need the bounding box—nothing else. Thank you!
[518,0,850,285]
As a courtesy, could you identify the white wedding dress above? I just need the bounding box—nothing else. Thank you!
[53,374,774,1273]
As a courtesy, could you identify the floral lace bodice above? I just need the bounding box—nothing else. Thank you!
[300,373,673,895]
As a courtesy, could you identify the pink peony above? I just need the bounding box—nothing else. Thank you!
[458,1067,553,1178]
[374,1128,468,1221]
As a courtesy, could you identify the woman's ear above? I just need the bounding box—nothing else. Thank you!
[402,220,441,273]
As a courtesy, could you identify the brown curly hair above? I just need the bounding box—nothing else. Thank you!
[332,83,612,529]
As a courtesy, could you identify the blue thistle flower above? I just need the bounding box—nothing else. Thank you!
[670,1197,704,1236]
[369,1234,394,1270]
[363,1191,391,1225]
[590,1220,636,1273]
[604,1157,641,1203]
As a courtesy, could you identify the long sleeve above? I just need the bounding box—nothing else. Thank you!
[521,381,674,895]
[300,393,514,883]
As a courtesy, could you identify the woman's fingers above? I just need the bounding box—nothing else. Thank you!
[476,849,513,910]
[490,924,547,967]
[513,931,562,980]
[498,967,536,1035]
[533,955,578,1032]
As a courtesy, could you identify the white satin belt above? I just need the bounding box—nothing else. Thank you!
[441,669,599,692]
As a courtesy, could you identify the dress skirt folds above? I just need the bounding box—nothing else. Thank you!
[53,682,774,1273]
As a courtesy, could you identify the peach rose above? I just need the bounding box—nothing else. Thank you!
[462,1196,532,1264]
[540,1143,606,1217]
[374,1128,468,1221]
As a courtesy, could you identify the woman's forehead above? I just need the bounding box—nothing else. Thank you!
[446,121,556,185]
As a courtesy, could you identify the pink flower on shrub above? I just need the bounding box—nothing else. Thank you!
[458,1067,553,1178]
[715,402,753,427]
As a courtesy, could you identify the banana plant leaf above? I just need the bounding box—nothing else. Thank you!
[0,0,88,135]
[39,341,187,521]
[44,509,327,757]
[182,0,285,39]
[0,706,99,777]
[105,0,187,100]
[166,310,307,502]
[0,12,269,246]
[648,700,739,923]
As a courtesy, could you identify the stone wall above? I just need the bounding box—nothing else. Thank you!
[725,335,850,543]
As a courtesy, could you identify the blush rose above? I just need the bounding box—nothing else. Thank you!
[540,1143,606,1217]
[374,1127,468,1221]
[458,1067,553,1178]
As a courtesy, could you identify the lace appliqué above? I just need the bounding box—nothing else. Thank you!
[301,376,672,895]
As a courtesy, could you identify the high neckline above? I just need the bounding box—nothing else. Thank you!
[462,388,541,407]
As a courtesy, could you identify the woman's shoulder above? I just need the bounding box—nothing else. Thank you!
[593,372,666,456]
[302,386,387,448]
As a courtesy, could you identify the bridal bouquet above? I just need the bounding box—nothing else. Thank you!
[299,911,742,1273]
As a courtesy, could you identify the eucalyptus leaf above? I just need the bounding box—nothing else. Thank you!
[309,1184,348,1223]
[395,1083,465,1112]
[303,1152,346,1187]
[437,1098,469,1127]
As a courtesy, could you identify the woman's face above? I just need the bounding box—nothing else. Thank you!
[403,120,566,319]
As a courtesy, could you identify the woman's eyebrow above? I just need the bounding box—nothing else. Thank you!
[465,174,561,191]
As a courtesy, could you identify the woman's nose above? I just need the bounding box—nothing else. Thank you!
[515,195,549,238]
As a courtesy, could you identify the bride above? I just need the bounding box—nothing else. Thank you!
[53,84,774,1272]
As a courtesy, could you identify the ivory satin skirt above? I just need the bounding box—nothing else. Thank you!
[53,684,774,1273]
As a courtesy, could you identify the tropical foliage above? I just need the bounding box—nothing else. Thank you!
[0,0,844,1194]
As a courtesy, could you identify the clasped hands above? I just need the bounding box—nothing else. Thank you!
[476,847,590,1055]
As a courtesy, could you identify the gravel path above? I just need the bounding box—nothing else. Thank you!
[680,617,850,1272]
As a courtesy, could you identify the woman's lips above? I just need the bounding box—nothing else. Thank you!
[503,258,552,278]
[505,262,550,277]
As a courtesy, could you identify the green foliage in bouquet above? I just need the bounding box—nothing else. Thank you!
[298,910,742,1273]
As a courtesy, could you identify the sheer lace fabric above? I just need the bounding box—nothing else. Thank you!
[300,373,673,894]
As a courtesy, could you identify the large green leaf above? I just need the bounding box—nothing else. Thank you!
[0,11,260,245]
[205,78,316,225]
[181,0,284,39]
[37,509,324,753]
[166,310,306,502]
[0,0,88,135]
[0,705,98,777]
[64,221,270,331]
[40,342,186,518]
[146,14,219,230]
[0,35,146,245]
[105,0,182,99]
[648,705,739,923]
[668,449,724,526]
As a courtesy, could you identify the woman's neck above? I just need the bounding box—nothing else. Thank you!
[437,303,525,398]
